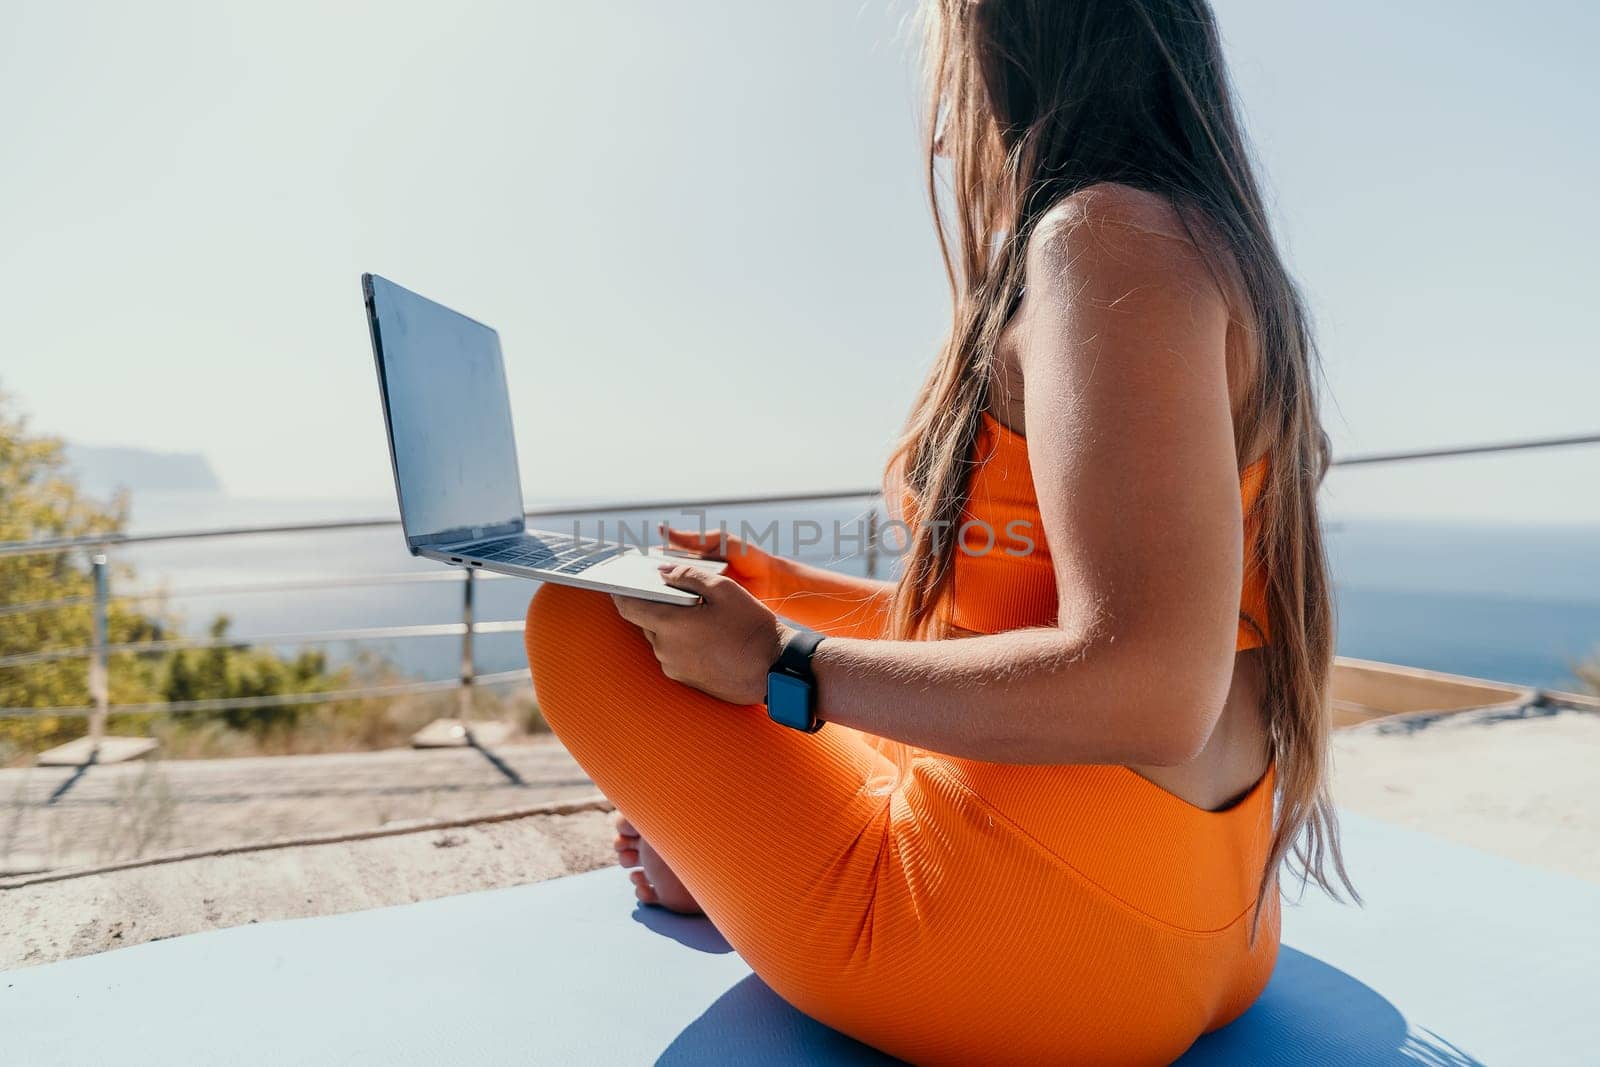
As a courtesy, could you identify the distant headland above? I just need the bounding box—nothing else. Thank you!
[66,443,223,496]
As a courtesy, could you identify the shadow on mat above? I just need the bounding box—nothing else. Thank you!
[1181,947,1483,1065]
[656,973,901,1066]
[630,905,735,954]
[640,920,1482,1067]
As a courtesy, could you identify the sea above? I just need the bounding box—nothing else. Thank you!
[117,493,1600,692]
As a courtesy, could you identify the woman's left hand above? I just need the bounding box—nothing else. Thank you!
[612,564,790,705]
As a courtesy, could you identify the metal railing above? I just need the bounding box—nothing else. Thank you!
[2,429,1597,745]
[0,489,886,748]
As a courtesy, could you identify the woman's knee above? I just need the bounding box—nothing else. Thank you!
[524,581,658,734]
[526,581,610,651]
[526,584,617,716]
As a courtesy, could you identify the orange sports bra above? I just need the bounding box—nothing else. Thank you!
[894,411,1271,650]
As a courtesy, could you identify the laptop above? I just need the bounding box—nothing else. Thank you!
[362,273,722,605]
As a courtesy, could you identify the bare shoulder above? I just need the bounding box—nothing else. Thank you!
[1023,182,1231,324]
[1017,182,1258,425]
[1026,182,1216,289]
[1035,182,1192,243]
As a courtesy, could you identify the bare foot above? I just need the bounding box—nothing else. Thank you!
[612,810,702,915]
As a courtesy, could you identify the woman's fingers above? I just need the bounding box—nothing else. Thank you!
[659,564,750,606]
[611,593,684,631]
[611,564,778,704]
[662,524,729,559]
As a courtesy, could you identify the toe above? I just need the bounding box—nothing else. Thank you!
[611,812,643,868]
[629,869,659,905]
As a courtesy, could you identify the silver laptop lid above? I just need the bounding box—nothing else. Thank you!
[363,274,526,550]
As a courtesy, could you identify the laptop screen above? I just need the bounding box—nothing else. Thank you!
[365,275,525,547]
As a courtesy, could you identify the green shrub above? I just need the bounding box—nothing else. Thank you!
[0,388,359,763]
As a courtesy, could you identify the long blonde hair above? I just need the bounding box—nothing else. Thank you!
[893,0,1355,917]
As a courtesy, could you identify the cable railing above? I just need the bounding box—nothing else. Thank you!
[0,486,885,560]
[2,432,1596,751]
[0,490,887,747]
[1331,430,1600,467]
[0,568,482,620]
[4,669,539,719]
[0,620,533,671]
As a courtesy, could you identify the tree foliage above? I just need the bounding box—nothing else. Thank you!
[0,389,348,759]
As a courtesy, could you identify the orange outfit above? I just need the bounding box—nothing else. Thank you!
[525,412,1277,1065]
[948,413,1271,650]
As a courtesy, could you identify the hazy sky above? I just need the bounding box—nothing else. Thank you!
[3,0,1596,520]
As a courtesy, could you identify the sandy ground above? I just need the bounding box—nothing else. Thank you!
[1332,704,1600,884]
[0,804,616,971]
[2,707,1597,971]
[0,737,596,876]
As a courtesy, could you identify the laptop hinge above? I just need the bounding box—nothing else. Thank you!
[415,520,523,553]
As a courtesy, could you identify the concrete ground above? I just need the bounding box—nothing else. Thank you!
[0,803,615,971]
[0,737,597,876]
[2,707,1597,971]
[0,737,619,970]
[1331,704,1600,884]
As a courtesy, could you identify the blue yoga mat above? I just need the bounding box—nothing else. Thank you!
[4,811,1596,1065]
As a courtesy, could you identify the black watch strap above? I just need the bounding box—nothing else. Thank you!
[772,630,825,681]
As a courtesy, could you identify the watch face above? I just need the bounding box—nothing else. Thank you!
[766,672,814,731]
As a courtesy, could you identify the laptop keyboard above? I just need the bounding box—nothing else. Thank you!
[455,533,627,575]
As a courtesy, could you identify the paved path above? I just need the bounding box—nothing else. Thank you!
[0,804,617,970]
[1,737,595,877]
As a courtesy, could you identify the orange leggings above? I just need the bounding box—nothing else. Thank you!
[525,583,1279,1066]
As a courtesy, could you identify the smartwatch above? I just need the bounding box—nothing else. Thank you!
[765,630,826,732]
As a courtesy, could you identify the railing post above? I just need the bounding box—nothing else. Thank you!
[865,511,880,580]
[409,566,511,750]
[458,568,476,730]
[37,544,155,767]
[87,549,110,756]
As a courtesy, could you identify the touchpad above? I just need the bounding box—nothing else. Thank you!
[643,547,729,574]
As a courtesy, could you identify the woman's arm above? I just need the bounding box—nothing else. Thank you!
[620,191,1246,767]
[762,560,893,640]
[662,527,893,639]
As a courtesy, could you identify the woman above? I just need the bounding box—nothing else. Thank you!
[525,1,1353,1062]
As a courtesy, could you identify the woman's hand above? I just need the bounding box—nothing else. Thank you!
[661,525,787,602]
[613,563,792,705]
